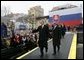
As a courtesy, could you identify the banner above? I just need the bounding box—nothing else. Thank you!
[49,6,82,26]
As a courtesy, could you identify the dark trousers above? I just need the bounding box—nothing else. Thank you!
[39,45,48,55]
[53,45,60,54]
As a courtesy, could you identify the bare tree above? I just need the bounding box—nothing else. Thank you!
[1,5,11,16]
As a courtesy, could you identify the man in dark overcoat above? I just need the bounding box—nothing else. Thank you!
[52,23,62,55]
[32,20,49,57]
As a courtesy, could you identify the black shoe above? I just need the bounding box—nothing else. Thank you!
[52,53,56,55]
[45,49,48,53]
[58,49,60,52]
[40,54,44,57]
[58,47,60,52]
[58,50,59,52]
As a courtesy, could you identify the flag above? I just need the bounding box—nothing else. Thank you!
[49,6,82,26]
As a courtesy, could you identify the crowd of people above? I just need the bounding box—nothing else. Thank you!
[1,23,38,51]
[9,32,38,51]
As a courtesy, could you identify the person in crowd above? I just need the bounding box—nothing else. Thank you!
[22,36,27,46]
[1,22,7,38]
[14,34,21,46]
[10,34,16,47]
[34,33,38,43]
[61,24,66,38]
[26,34,34,50]
[25,34,30,51]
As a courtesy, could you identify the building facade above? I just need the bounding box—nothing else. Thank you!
[28,6,44,28]
[28,6,44,17]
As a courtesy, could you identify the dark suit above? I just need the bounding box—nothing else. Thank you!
[52,25,61,54]
[32,24,49,56]
[61,26,66,38]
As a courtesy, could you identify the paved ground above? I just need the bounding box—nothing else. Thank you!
[17,32,74,59]
[76,44,83,59]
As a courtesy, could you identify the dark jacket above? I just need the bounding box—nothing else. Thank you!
[61,26,66,36]
[32,24,49,47]
[1,23,7,38]
[52,25,61,46]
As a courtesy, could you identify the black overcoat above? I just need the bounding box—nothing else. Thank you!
[32,24,49,47]
[52,26,61,46]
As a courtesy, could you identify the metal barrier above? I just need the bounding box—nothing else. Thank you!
[1,45,24,59]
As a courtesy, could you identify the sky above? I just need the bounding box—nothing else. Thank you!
[1,1,83,16]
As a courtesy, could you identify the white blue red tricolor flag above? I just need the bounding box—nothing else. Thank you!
[49,6,82,26]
